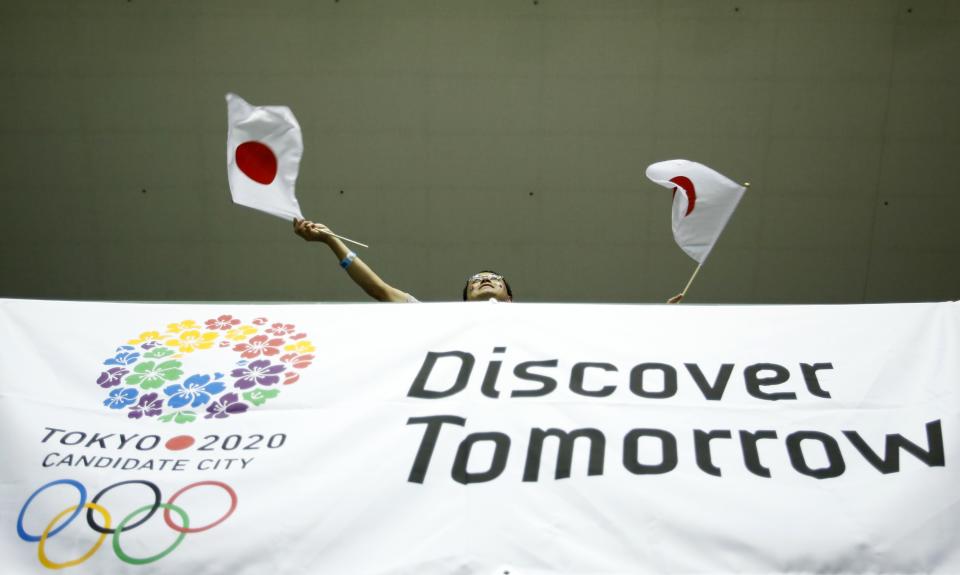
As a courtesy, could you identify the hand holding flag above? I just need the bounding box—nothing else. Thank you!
[293,218,369,249]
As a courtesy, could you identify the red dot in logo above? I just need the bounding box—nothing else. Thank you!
[165,435,195,451]
[235,141,278,185]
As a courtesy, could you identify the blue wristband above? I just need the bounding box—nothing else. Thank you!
[340,251,357,269]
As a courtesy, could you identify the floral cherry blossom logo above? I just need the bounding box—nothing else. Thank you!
[96,315,315,424]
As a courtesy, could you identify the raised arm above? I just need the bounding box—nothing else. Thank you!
[294,219,414,302]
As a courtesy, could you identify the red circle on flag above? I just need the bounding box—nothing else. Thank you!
[235,141,278,185]
[669,175,697,216]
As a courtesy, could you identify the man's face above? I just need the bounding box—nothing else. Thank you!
[465,272,511,302]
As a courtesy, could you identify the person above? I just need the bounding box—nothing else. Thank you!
[293,219,513,303]
[462,270,513,302]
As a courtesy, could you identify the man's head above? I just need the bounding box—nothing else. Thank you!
[463,271,513,302]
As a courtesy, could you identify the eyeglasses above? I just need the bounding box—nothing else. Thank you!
[467,273,503,284]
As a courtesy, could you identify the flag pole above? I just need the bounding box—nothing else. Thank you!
[327,232,369,249]
[301,221,370,248]
[680,263,703,298]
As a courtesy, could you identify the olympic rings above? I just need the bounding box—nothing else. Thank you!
[164,480,238,533]
[113,503,188,565]
[17,479,87,542]
[87,479,161,534]
[17,479,237,568]
[38,503,110,569]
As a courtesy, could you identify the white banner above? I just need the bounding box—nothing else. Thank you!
[1,299,959,574]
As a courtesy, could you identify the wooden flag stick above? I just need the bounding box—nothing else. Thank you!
[327,232,369,249]
[303,221,369,248]
[680,263,703,298]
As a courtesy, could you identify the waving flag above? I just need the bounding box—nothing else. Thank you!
[226,93,304,221]
[646,159,746,264]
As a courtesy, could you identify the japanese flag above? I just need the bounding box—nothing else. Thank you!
[226,93,304,221]
[646,159,746,264]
